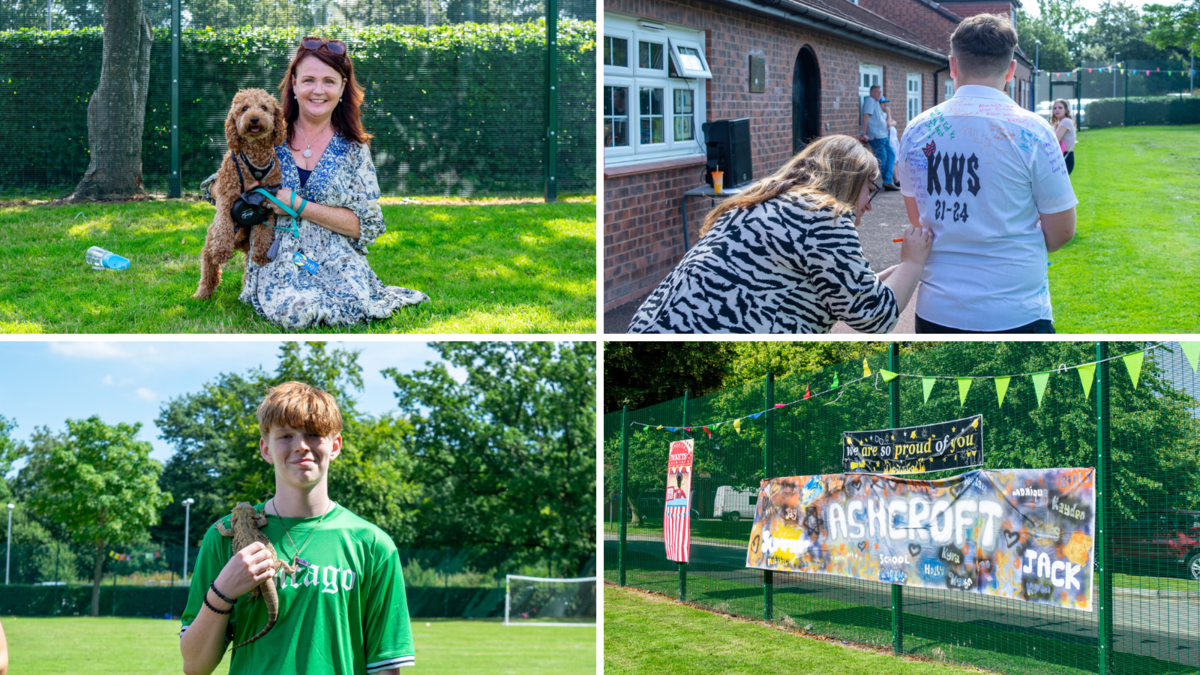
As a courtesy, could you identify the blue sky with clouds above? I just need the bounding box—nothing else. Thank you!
[0,340,453,464]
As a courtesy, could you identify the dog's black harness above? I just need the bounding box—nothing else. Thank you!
[231,153,280,232]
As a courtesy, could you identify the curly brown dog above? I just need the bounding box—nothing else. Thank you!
[193,89,286,300]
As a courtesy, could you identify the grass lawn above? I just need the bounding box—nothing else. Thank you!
[606,573,1200,675]
[1051,125,1200,332]
[605,584,985,675]
[1,616,595,674]
[0,196,595,333]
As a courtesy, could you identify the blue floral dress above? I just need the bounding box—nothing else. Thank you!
[237,133,428,329]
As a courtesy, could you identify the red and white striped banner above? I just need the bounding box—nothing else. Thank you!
[664,439,694,563]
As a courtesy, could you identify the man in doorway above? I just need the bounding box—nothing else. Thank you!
[860,85,898,190]
[897,13,1076,333]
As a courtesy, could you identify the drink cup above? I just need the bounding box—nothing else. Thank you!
[712,171,724,194]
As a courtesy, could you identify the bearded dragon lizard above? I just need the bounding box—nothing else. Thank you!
[214,502,297,650]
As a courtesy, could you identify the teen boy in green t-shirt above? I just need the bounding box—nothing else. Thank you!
[180,382,414,675]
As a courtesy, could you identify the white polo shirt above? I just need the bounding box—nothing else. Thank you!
[897,85,1077,331]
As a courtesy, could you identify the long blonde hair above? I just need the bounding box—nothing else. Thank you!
[1051,98,1074,128]
[699,135,880,237]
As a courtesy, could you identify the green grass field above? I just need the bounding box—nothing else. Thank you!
[1,616,595,674]
[606,571,1200,675]
[1051,125,1200,332]
[605,585,984,675]
[0,196,595,333]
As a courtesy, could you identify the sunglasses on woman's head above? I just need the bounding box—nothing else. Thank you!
[300,37,346,55]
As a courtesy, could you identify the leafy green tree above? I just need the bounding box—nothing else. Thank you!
[1017,10,1075,72]
[604,342,737,413]
[1036,0,1092,59]
[386,342,595,576]
[23,417,171,616]
[1145,1,1200,57]
[1081,1,1184,62]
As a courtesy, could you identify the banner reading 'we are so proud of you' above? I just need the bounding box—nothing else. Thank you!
[745,468,1096,611]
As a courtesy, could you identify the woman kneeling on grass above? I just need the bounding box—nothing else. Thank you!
[241,37,428,329]
[628,135,932,334]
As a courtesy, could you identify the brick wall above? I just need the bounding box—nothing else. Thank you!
[857,0,960,53]
[604,0,946,311]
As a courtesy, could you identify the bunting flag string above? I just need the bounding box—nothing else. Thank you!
[109,551,163,561]
[631,342,1198,434]
[1034,67,1195,77]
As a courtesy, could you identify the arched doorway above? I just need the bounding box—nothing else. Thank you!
[792,46,821,154]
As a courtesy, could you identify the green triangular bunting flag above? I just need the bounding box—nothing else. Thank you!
[922,377,936,403]
[880,369,899,382]
[957,378,972,407]
[1181,342,1200,373]
[1123,352,1144,388]
[1031,372,1050,407]
[833,373,840,388]
[1077,364,1095,400]
[995,377,1010,408]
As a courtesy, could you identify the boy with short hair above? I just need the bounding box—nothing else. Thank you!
[860,84,898,190]
[180,382,414,675]
[897,13,1077,333]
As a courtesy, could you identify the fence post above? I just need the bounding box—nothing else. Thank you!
[543,0,558,203]
[1095,342,1113,674]
[763,373,774,621]
[1075,59,1082,127]
[169,0,181,198]
[679,390,689,603]
[1123,66,1128,128]
[887,343,903,655]
[618,405,629,587]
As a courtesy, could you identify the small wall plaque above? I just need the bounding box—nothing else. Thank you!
[749,55,765,93]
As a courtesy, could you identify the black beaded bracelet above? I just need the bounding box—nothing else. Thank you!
[203,594,232,615]
[210,581,237,605]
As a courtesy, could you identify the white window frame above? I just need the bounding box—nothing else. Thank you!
[859,63,883,103]
[604,13,709,167]
[603,29,633,77]
[668,38,712,80]
[944,78,955,101]
[906,72,922,122]
[603,78,634,158]
[634,34,668,77]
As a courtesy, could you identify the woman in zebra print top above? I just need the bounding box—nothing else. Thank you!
[628,135,932,334]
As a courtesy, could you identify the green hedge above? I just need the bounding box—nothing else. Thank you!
[0,583,505,618]
[1083,96,1200,128]
[0,21,595,196]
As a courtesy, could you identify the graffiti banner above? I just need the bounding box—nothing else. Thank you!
[664,439,694,563]
[843,415,983,474]
[745,468,1096,611]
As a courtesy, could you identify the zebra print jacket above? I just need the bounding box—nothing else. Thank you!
[628,192,899,334]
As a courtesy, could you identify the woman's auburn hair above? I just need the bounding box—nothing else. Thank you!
[257,381,344,439]
[699,135,880,237]
[1051,98,1075,128]
[278,45,373,146]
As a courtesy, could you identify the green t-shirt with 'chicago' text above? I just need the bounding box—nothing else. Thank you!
[181,503,414,674]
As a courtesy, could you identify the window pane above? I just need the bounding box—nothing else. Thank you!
[605,36,627,67]
[676,46,704,73]
[604,86,629,148]
[674,116,693,142]
[639,41,663,70]
[640,87,663,116]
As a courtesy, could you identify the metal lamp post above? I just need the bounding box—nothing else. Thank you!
[6,503,14,585]
[1034,40,1041,112]
[1114,52,1120,98]
[182,498,194,584]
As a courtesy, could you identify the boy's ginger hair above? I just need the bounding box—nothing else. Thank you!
[256,381,343,439]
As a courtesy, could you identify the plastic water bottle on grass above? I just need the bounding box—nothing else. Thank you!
[85,246,130,270]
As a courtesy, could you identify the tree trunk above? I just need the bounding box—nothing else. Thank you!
[626,493,642,527]
[90,547,105,617]
[69,0,154,201]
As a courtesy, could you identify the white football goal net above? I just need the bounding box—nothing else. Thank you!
[504,574,597,626]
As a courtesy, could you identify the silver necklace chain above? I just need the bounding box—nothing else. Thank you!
[296,119,332,166]
[270,497,334,567]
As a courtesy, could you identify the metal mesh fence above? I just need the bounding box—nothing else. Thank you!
[0,0,595,198]
[1,543,593,618]
[605,341,1200,675]
[1033,60,1198,129]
